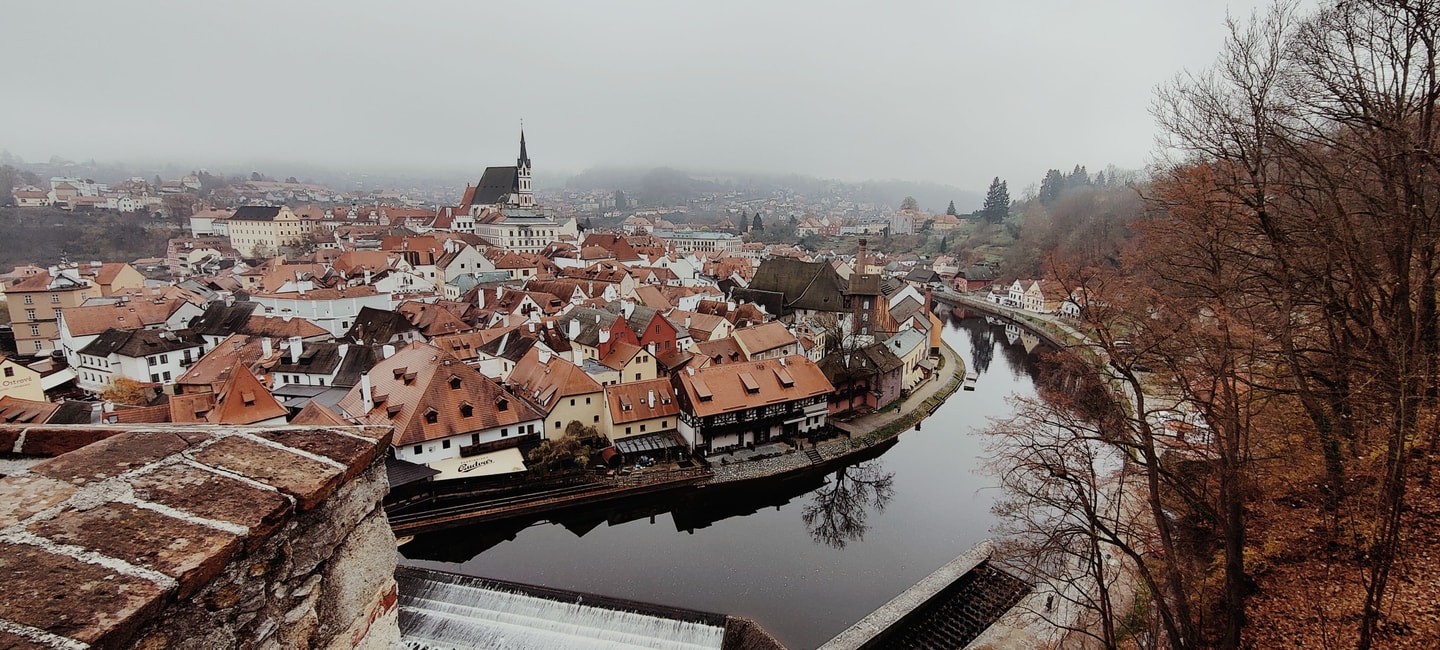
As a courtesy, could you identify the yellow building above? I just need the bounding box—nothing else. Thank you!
[227,206,309,257]
[5,268,95,356]
[0,356,45,401]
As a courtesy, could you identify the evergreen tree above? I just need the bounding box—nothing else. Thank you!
[1068,164,1090,187]
[737,212,748,233]
[1039,169,1065,204]
[946,200,957,216]
[1094,170,1107,187]
[940,235,948,253]
[752,212,764,232]
[981,177,1011,223]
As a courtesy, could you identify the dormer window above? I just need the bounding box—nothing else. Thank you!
[496,397,509,412]
[460,403,474,418]
[449,376,462,390]
[424,409,438,424]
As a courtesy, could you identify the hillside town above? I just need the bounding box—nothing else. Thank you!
[0,133,1071,487]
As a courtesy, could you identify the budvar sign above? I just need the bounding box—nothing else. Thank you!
[457,457,495,474]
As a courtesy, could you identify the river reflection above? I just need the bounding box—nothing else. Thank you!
[401,313,1051,649]
[802,462,896,549]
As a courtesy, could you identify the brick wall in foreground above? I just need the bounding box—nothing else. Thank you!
[0,425,399,650]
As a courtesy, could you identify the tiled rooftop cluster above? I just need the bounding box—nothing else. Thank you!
[0,424,396,649]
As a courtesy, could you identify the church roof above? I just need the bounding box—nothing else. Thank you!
[471,166,518,206]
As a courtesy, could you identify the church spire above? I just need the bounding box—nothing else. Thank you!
[514,127,534,207]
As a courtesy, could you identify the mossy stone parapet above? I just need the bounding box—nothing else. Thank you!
[0,425,398,650]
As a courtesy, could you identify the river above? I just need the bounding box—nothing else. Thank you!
[400,312,1050,649]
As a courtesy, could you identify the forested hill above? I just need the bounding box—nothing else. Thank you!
[0,208,175,270]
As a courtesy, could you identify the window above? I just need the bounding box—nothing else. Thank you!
[594,415,600,423]
[33,341,41,351]
[471,434,480,445]
[49,294,59,304]
[634,373,641,381]
[413,445,422,455]
[25,309,35,321]
[148,357,157,367]
[585,396,591,404]
[449,376,462,390]
[29,325,39,336]
[570,398,575,406]
[424,410,438,424]
[501,428,508,437]
[159,354,168,364]
[640,424,647,432]
[460,404,473,418]
[442,440,451,449]
[162,371,171,381]
[3,367,12,377]
[625,426,632,434]
[528,424,536,434]
[662,420,668,428]
[554,421,561,429]
[496,398,508,411]
[150,374,160,383]
[22,295,31,305]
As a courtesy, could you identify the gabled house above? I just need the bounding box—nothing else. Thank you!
[732,321,800,361]
[0,356,45,401]
[819,342,906,414]
[732,257,850,320]
[603,377,681,443]
[75,328,206,393]
[506,347,606,439]
[671,355,833,454]
[338,342,545,472]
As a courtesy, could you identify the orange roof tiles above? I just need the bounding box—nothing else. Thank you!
[605,378,679,425]
[206,363,287,425]
[337,342,543,447]
[674,355,832,418]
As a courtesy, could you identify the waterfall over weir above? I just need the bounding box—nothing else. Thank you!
[397,567,728,650]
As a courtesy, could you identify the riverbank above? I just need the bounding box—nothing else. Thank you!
[707,340,965,485]
[389,339,967,534]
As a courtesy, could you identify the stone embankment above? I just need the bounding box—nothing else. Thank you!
[0,425,400,650]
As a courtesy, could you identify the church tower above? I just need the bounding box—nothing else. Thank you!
[515,129,534,207]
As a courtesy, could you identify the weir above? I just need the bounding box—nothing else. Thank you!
[396,566,776,649]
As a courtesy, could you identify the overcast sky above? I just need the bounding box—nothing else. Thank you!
[2,0,1274,190]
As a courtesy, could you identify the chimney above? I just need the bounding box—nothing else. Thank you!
[289,336,302,363]
[338,343,350,359]
[858,238,869,272]
[538,348,552,364]
[364,270,372,285]
[622,299,635,318]
[647,390,655,408]
[567,318,580,340]
[360,372,373,408]
[261,337,273,358]
[684,316,692,329]
[496,286,503,300]
[502,314,510,328]
[598,327,610,344]
[528,321,536,333]
[382,344,396,359]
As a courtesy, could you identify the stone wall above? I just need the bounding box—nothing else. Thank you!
[0,425,399,650]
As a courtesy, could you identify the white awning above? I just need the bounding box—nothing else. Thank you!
[428,447,528,481]
[40,368,77,391]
